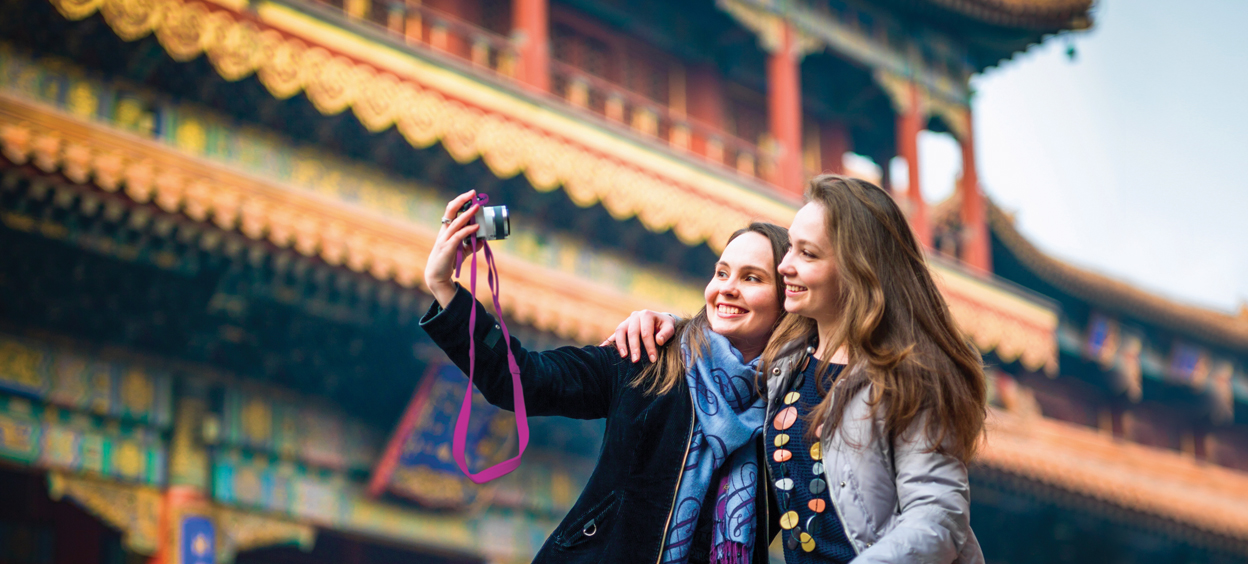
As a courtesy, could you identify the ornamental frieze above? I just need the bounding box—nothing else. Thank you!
[0,102,702,343]
[0,42,707,326]
[40,0,796,250]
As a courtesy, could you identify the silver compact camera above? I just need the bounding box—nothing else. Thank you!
[460,200,510,241]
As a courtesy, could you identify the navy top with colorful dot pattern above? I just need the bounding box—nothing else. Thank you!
[764,361,855,563]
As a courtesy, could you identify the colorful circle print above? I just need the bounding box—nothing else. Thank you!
[766,360,854,561]
[774,406,798,430]
[799,532,816,552]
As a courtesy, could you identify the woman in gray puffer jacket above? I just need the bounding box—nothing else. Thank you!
[614,175,986,563]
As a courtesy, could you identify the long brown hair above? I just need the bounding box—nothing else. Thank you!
[761,175,986,463]
[633,222,791,395]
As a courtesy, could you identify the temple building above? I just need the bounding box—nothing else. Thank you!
[0,0,1245,562]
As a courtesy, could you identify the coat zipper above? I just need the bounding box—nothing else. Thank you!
[655,408,696,564]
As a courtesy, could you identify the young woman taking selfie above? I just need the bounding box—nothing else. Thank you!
[615,174,987,564]
[420,190,792,564]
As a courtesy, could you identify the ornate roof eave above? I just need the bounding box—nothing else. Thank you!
[979,407,1248,544]
[44,0,800,253]
[988,200,1248,353]
[48,471,317,559]
[913,0,1094,31]
[0,87,1062,371]
[929,255,1059,374]
[717,0,973,108]
[0,94,676,344]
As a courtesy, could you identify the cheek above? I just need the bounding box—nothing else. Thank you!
[746,291,782,325]
[812,273,839,305]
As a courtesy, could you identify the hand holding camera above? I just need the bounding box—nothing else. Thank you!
[424,191,527,484]
[424,191,511,308]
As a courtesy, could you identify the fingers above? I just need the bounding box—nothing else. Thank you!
[626,313,643,363]
[442,191,477,229]
[656,315,676,347]
[444,219,480,250]
[640,314,657,363]
[613,323,628,358]
[449,204,479,234]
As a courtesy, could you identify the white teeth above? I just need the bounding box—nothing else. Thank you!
[717,305,746,315]
[786,284,807,292]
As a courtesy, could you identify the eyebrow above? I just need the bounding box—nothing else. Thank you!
[791,238,821,251]
[716,261,773,277]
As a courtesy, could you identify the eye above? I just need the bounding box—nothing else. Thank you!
[801,250,815,258]
[745,275,762,282]
[715,270,728,278]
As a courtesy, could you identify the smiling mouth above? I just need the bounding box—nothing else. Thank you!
[716,304,748,316]
[785,284,808,293]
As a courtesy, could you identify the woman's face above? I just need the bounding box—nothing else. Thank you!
[778,203,840,325]
[705,232,783,358]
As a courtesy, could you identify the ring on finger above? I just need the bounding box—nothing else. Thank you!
[440,217,452,225]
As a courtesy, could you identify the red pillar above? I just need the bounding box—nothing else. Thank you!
[687,65,725,130]
[425,0,478,58]
[959,109,991,272]
[820,120,849,175]
[686,64,726,160]
[766,22,803,196]
[513,0,550,92]
[896,81,930,247]
[149,486,212,564]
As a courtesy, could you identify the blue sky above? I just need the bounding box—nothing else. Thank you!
[912,0,1248,313]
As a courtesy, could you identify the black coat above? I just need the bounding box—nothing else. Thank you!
[420,286,778,564]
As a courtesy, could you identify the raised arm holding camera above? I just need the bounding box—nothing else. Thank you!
[420,190,791,564]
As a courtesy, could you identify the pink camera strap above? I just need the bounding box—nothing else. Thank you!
[451,194,529,484]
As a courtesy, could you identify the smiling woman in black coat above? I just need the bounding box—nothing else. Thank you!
[421,191,789,564]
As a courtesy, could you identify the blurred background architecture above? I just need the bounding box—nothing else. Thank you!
[0,0,1245,562]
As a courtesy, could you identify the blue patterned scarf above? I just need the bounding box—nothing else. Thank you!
[661,327,766,564]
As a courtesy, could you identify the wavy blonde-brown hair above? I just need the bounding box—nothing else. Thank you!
[761,175,986,463]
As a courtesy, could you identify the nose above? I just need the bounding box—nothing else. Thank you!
[778,249,796,276]
[719,277,740,297]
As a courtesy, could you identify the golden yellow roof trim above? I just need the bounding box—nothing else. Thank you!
[49,471,318,558]
[47,0,796,252]
[980,407,1248,540]
[1,93,1062,364]
[932,259,1058,373]
[988,201,1248,352]
[47,471,163,553]
[0,94,677,343]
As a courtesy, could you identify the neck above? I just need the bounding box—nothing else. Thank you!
[731,338,764,363]
[814,320,849,364]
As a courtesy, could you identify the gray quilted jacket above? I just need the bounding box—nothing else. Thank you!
[764,340,984,564]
